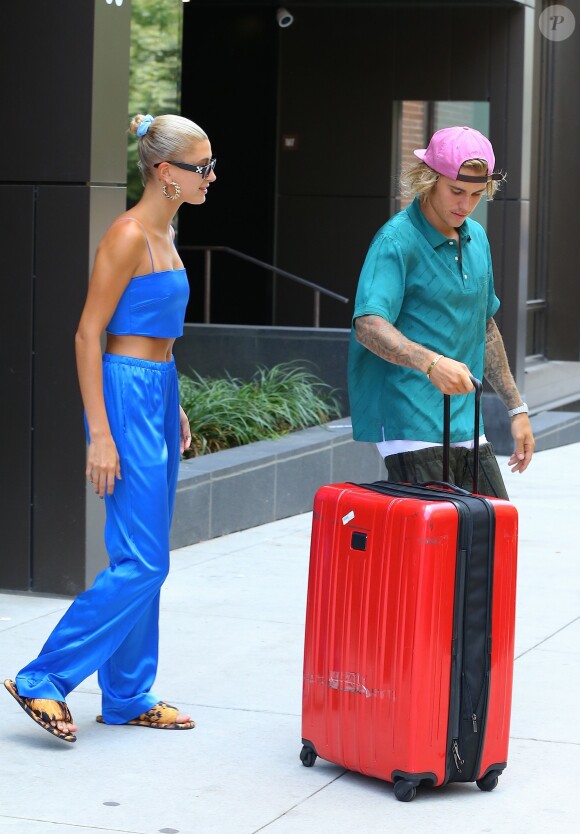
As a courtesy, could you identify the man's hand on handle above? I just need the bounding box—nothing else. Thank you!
[428,356,474,395]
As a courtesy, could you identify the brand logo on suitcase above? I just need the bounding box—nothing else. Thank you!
[304,671,387,700]
[329,671,371,697]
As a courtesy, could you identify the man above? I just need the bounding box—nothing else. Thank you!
[348,125,534,497]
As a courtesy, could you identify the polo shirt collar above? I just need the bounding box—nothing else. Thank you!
[406,196,471,249]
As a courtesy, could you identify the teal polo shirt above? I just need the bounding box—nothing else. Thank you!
[348,197,500,443]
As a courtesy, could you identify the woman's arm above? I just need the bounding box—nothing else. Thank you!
[164,338,192,454]
[75,222,143,496]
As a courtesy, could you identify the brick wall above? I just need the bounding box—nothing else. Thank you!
[399,100,427,207]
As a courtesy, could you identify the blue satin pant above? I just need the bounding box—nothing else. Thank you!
[16,354,181,723]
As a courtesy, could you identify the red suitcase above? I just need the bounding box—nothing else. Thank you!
[300,381,518,801]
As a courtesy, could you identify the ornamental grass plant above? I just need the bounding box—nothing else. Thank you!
[178,363,342,458]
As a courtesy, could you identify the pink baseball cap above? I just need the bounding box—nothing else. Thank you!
[414,125,503,183]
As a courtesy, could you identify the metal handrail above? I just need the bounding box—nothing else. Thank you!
[178,245,349,327]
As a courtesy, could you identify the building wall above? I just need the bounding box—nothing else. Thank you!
[179,2,533,393]
[0,0,131,593]
[536,0,580,361]
[179,4,279,326]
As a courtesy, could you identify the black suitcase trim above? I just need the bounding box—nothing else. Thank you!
[357,480,496,787]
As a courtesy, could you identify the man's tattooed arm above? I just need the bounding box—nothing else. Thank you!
[484,318,523,409]
[354,314,474,394]
[354,315,434,372]
[485,317,535,472]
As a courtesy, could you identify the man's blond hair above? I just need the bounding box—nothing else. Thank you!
[400,158,503,202]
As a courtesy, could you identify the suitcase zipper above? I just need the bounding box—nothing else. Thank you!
[448,507,471,776]
[464,675,478,733]
[464,672,488,734]
[452,739,465,772]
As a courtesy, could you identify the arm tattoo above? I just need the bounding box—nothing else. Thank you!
[484,318,523,409]
[355,315,431,372]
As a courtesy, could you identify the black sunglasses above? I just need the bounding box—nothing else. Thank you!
[153,158,217,179]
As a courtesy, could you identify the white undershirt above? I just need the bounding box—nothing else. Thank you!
[376,435,487,458]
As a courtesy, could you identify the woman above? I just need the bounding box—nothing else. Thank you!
[4,113,216,742]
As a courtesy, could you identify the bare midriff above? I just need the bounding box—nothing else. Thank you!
[105,334,175,363]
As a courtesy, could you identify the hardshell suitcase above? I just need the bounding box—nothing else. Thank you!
[300,381,518,801]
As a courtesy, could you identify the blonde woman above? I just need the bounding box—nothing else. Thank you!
[5,113,217,742]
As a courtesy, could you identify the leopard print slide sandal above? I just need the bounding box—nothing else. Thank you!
[96,700,195,730]
[4,679,77,743]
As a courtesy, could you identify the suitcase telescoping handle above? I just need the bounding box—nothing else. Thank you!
[442,375,482,493]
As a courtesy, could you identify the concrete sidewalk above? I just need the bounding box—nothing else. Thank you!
[1,443,579,834]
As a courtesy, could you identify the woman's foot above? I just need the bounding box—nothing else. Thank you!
[96,700,195,730]
[4,679,77,742]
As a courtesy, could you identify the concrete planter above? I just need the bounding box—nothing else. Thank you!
[170,420,384,550]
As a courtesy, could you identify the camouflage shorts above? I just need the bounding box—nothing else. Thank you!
[383,442,509,500]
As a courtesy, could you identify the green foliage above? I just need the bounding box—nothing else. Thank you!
[178,363,342,457]
[127,0,183,205]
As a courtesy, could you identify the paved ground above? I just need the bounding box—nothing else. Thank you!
[1,443,579,834]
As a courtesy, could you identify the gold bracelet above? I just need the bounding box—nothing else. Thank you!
[426,354,444,378]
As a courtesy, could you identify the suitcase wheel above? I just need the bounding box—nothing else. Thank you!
[300,745,317,768]
[393,779,418,802]
[476,771,499,792]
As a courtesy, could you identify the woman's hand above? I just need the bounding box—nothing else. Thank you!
[179,406,192,455]
[86,434,121,498]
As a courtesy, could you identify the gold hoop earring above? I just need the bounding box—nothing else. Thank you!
[163,181,181,201]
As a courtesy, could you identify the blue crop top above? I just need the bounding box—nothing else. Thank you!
[105,219,190,339]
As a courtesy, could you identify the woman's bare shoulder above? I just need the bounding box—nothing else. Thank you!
[103,214,148,246]
[95,214,148,267]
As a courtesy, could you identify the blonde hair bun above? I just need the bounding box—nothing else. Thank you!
[129,114,155,137]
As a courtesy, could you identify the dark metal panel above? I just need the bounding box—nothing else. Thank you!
[275,194,390,327]
[543,0,580,360]
[180,3,277,325]
[392,7,452,99]
[278,6,394,198]
[32,187,90,595]
[0,0,94,183]
[486,198,506,326]
[489,6,527,199]
[394,5,493,104]
[488,7,510,183]
[488,198,528,386]
[501,7,526,198]
[487,7,515,321]
[449,7,492,101]
[484,5,532,387]
[0,187,35,590]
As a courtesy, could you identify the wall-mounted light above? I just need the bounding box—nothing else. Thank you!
[276,7,294,28]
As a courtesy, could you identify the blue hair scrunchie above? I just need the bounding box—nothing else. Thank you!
[136,114,154,137]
